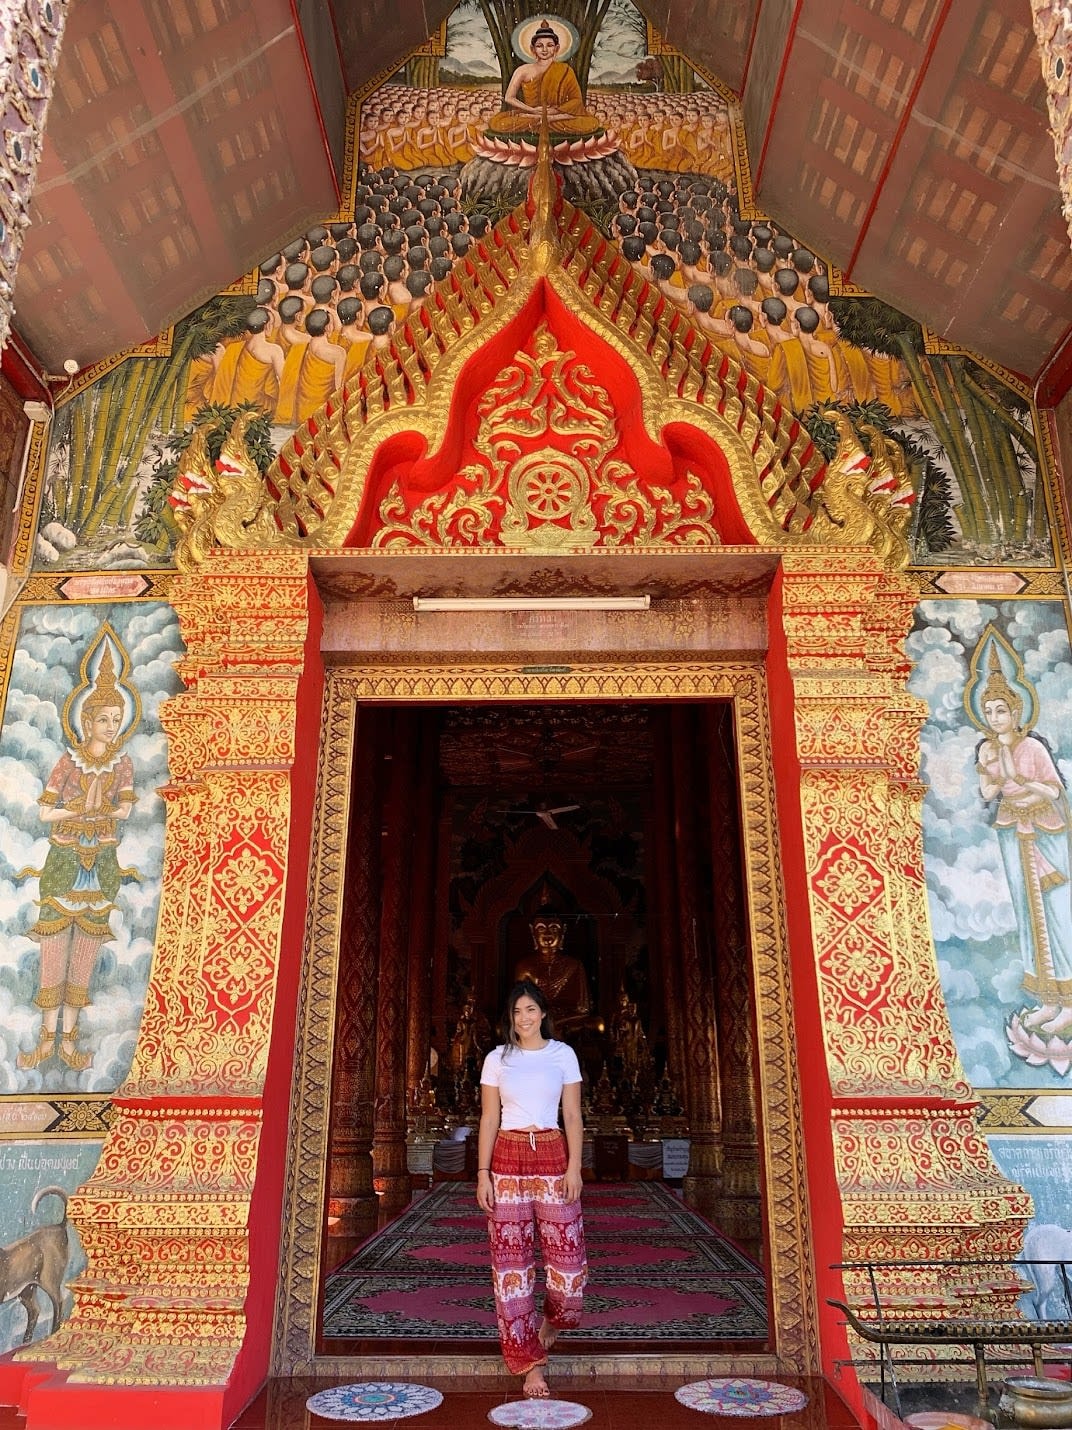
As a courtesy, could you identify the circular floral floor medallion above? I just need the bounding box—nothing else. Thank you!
[675,1378,808,1416]
[487,1399,593,1428]
[306,1382,444,1422]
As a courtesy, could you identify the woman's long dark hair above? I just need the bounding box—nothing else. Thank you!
[501,979,553,1054]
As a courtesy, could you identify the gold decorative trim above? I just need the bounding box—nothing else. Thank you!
[9,413,49,579]
[272,658,820,1376]
[14,572,176,603]
[55,333,175,409]
[921,328,1033,402]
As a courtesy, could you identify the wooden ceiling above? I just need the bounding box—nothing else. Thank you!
[14,0,1071,395]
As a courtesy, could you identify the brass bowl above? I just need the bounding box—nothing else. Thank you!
[999,1377,1072,1428]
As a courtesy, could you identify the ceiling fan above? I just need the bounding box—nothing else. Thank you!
[515,801,581,830]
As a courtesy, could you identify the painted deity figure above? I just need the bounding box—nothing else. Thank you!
[513,907,592,1032]
[17,633,140,1073]
[487,17,602,139]
[972,639,1072,1045]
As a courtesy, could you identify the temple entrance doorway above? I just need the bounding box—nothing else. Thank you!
[318,698,769,1359]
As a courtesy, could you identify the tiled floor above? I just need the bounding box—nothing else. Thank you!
[229,1373,862,1430]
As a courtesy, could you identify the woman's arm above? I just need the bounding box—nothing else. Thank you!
[476,1082,501,1213]
[561,1081,583,1204]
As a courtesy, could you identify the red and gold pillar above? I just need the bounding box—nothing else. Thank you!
[327,708,384,1243]
[772,550,1031,1339]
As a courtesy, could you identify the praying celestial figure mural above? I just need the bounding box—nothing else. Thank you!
[0,603,183,1094]
[967,627,1072,1069]
[16,625,141,1074]
[909,602,1072,1087]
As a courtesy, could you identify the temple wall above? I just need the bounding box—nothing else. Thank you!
[0,0,1069,1419]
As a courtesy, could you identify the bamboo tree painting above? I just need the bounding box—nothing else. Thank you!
[36,296,258,569]
[824,298,1046,565]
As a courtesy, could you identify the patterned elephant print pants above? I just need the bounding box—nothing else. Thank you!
[487,1128,587,1375]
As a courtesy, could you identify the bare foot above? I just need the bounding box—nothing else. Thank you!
[523,1366,550,1399]
[1023,1004,1060,1031]
[1039,1006,1072,1038]
[538,1318,559,1352]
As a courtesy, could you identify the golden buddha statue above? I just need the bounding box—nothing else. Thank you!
[449,991,490,1076]
[513,907,592,1032]
[610,988,653,1088]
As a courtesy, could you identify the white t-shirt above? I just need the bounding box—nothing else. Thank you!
[480,1040,582,1131]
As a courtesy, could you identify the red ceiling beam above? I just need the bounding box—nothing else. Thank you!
[844,0,954,277]
[753,0,807,193]
[1036,326,1072,406]
[740,0,764,94]
[289,0,341,204]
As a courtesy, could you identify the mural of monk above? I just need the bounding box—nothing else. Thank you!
[487,17,602,139]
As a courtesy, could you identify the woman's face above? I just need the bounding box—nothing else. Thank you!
[512,995,543,1041]
[86,705,122,746]
[984,698,1015,735]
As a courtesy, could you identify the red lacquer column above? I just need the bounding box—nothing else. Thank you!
[372,711,417,1209]
[671,707,722,1218]
[328,707,384,1242]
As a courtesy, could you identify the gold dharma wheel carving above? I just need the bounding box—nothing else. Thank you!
[502,447,598,547]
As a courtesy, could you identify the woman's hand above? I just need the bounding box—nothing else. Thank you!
[562,1168,583,1205]
[476,1170,495,1213]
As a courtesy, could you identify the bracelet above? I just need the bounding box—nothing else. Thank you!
[478,1167,491,1173]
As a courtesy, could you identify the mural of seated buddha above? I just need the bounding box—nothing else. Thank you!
[487,17,603,141]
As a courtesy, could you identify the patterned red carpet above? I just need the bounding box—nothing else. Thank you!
[323,1182,768,1344]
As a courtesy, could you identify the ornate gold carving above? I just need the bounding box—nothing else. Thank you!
[262,191,837,555]
[272,658,820,1377]
[171,413,281,572]
[810,412,913,570]
[373,323,721,550]
[834,1108,1032,1344]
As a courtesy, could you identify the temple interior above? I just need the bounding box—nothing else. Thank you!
[326,702,762,1271]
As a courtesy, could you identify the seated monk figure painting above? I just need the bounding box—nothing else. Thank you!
[487,16,603,140]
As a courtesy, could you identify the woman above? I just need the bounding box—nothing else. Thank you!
[477,980,587,1399]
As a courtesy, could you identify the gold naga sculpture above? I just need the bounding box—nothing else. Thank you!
[170,410,278,573]
[810,409,914,570]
